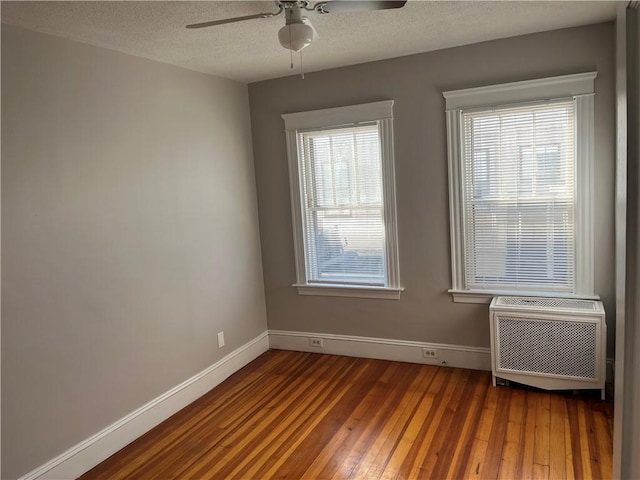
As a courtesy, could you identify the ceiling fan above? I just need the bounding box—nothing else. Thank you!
[186,1,408,52]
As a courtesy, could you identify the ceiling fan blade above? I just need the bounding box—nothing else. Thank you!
[314,0,407,14]
[186,9,282,29]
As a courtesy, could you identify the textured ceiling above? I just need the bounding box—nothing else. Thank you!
[1,1,617,84]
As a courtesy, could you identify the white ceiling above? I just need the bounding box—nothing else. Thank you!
[1,1,617,84]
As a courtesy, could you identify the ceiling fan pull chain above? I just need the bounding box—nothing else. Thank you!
[300,50,305,79]
[289,25,294,69]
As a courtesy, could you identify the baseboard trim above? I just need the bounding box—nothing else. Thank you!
[20,331,269,480]
[267,330,491,371]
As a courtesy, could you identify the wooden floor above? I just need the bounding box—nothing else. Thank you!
[81,350,613,479]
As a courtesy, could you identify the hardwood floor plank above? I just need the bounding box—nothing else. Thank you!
[461,381,500,479]
[318,363,422,479]
[258,359,396,479]
[376,367,449,480]
[415,369,480,479]
[348,366,438,480]
[497,389,526,480]
[258,358,395,480]
[179,355,360,479]
[533,392,551,467]
[404,368,469,479]
[157,353,331,479]
[532,462,550,480]
[593,400,613,479]
[519,391,538,480]
[463,439,490,480]
[577,399,594,479]
[564,397,577,480]
[479,387,511,479]
[80,350,613,480]
[548,394,568,480]
[584,399,605,480]
[567,395,589,479]
[298,361,405,478]
[442,372,490,480]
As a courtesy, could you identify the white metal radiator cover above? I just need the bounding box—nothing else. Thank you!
[496,316,597,379]
[489,296,606,399]
[493,296,603,313]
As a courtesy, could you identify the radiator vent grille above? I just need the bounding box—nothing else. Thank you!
[495,296,597,311]
[497,317,597,379]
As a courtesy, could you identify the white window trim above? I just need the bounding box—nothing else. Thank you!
[443,72,597,304]
[293,284,403,300]
[282,100,402,300]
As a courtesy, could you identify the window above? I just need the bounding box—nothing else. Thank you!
[282,101,402,299]
[443,73,597,303]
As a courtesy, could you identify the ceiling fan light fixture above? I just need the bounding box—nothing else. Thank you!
[278,21,314,52]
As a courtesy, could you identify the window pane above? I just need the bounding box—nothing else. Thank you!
[462,101,575,291]
[299,124,386,286]
[312,208,385,284]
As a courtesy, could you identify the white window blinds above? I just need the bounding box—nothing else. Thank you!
[461,100,576,291]
[298,123,386,286]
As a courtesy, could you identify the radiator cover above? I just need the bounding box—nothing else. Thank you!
[489,296,606,399]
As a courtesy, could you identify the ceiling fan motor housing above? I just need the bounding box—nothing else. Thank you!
[278,2,315,52]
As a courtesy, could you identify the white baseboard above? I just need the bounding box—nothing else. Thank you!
[268,331,617,383]
[267,330,491,371]
[20,331,269,480]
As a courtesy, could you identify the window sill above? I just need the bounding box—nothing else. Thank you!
[448,289,600,305]
[294,284,404,300]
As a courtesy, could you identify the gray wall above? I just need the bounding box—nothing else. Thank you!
[1,25,267,479]
[249,23,615,350]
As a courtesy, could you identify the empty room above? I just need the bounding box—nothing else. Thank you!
[2,1,639,479]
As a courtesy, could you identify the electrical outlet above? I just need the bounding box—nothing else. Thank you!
[422,348,438,359]
[309,337,323,348]
[217,331,225,348]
